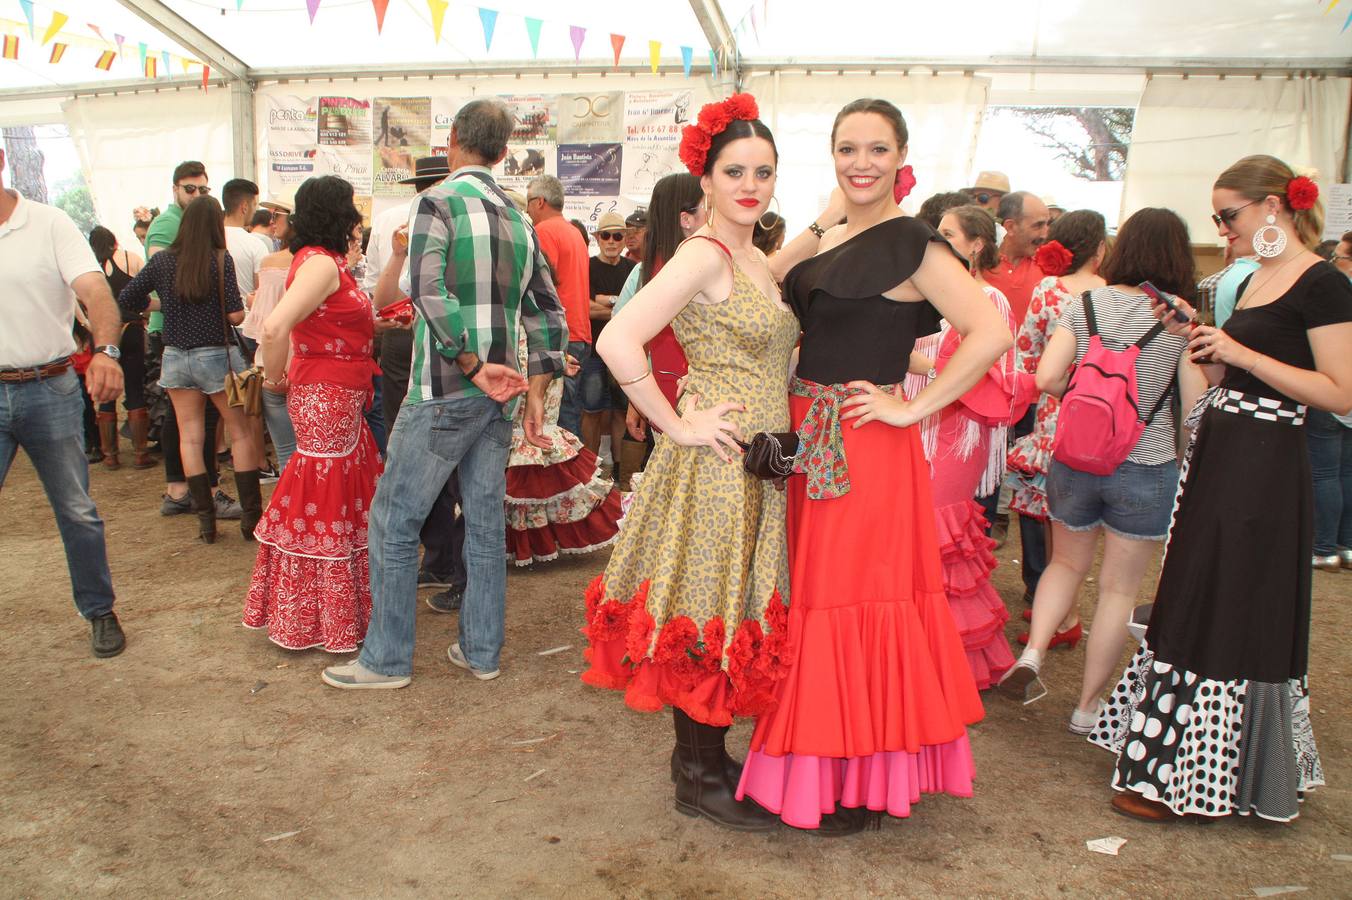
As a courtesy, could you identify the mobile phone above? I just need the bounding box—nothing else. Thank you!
[1140,281,1189,324]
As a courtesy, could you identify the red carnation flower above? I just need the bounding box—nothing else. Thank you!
[697,102,732,134]
[723,93,759,121]
[626,606,656,664]
[679,124,713,176]
[1035,240,1073,277]
[893,165,917,204]
[1286,176,1318,211]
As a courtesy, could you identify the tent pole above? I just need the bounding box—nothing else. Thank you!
[115,0,249,81]
[231,79,256,182]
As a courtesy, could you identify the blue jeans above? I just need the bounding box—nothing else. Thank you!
[1308,410,1352,555]
[358,395,511,675]
[261,387,297,472]
[0,368,116,619]
[557,340,590,438]
[364,374,387,456]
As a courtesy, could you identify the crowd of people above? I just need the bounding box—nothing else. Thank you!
[2,90,1349,836]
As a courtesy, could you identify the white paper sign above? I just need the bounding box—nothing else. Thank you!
[1322,183,1352,242]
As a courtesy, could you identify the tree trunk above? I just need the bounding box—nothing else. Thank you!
[1076,111,1117,182]
[2,126,48,203]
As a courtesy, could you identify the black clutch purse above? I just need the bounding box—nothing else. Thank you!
[736,432,800,480]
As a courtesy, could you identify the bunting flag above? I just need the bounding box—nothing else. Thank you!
[202,64,210,89]
[181,56,193,74]
[609,33,624,68]
[428,0,448,43]
[236,0,245,9]
[478,7,498,51]
[370,0,390,33]
[569,25,585,61]
[648,40,660,74]
[305,0,321,24]
[2,35,18,60]
[680,45,692,78]
[749,6,760,42]
[87,23,105,42]
[18,0,34,38]
[1344,8,1352,31]
[162,50,171,73]
[137,41,147,71]
[144,55,157,78]
[525,17,542,57]
[41,11,68,45]
[94,49,116,70]
[48,41,66,63]
[709,49,718,78]
[114,33,124,56]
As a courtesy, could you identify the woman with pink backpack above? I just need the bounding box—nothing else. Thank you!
[997,209,1206,732]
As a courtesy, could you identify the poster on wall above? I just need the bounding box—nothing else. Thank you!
[558,92,624,144]
[621,89,693,204]
[501,94,558,143]
[372,97,431,197]
[262,95,319,203]
[315,96,374,196]
[494,144,556,193]
[558,143,623,198]
[430,96,470,156]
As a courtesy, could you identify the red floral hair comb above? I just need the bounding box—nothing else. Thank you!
[679,93,760,177]
[1035,240,1073,277]
[1286,176,1318,211]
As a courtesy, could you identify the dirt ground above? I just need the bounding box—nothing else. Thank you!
[2,455,1350,899]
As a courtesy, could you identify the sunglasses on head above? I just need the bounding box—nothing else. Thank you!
[596,231,625,241]
[178,183,210,196]
[1211,199,1259,228]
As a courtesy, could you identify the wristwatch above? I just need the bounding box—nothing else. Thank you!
[95,345,122,361]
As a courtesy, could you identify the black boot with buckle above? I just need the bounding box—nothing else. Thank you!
[186,473,216,543]
[671,708,778,832]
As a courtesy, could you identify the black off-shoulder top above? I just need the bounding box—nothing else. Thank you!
[785,216,963,385]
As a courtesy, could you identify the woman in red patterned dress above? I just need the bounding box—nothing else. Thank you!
[243,176,382,653]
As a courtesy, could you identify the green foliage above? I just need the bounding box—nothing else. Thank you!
[53,173,98,236]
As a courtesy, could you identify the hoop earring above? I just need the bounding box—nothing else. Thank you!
[1252,214,1287,258]
[758,196,781,229]
[703,194,717,232]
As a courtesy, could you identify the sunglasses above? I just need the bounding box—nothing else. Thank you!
[1211,199,1258,228]
[178,184,210,196]
[596,231,625,241]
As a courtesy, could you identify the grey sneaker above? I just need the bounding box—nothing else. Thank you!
[417,569,452,590]
[1312,553,1342,572]
[425,588,463,613]
[447,643,499,680]
[160,492,192,516]
[321,659,411,690]
[214,489,243,520]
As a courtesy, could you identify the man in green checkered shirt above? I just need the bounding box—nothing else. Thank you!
[324,98,567,691]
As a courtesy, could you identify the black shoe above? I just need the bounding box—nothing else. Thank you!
[417,570,452,590]
[672,709,778,832]
[670,745,743,784]
[425,588,463,613]
[808,807,880,837]
[90,612,125,658]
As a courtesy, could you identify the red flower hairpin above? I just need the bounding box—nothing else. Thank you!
[1286,176,1318,211]
[678,93,761,177]
[893,165,917,204]
[1035,240,1073,277]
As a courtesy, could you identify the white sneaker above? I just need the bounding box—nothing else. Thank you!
[996,661,1046,705]
[1068,701,1105,735]
[321,659,411,689]
[447,643,499,681]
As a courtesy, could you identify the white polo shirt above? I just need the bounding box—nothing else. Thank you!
[0,190,102,368]
[226,225,271,297]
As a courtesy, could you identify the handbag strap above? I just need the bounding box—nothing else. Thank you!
[216,250,242,376]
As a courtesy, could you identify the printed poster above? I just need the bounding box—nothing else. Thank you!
[493,144,556,194]
[558,143,623,198]
[621,90,693,203]
[558,92,624,144]
[372,97,431,197]
[500,94,558,143]
[430,96,470,156]
[315,96,374,196]
[262,95,319,204]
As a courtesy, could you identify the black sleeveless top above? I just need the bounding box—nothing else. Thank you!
[103,256,140,323]
[785,217,961,385]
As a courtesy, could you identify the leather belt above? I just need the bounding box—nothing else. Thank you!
[0,359,71,383]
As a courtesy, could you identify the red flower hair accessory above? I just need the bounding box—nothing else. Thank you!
[1286,176,1318,211]
[1035,239,1073,277]
[893,165,917,204]
[678,93,761,177]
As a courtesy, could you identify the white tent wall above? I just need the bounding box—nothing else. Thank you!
[1121,75,1351,244]
[63,89,235,254]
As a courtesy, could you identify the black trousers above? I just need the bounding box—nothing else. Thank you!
[161,396,220,488]
[98,321,148,413]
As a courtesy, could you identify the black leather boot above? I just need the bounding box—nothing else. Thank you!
[234,469,262,541]
[186,473,216,543]
[670,745,743,785]
[672,708,777,832]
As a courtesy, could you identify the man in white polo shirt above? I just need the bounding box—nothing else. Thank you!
[0,148,128,658]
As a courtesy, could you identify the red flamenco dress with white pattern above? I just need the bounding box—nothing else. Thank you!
[243,247,382,653]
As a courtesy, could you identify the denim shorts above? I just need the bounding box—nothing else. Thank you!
[1047,457,1179,541]
[159,345,246,394]
[578,347,625,413]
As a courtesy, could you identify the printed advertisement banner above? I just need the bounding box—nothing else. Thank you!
[373,97,431,197]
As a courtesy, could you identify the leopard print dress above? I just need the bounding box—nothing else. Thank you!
[581,261,798,725]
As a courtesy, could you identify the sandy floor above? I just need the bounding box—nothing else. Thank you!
[1,456,1349,898]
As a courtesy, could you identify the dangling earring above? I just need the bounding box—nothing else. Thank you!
[1252,214,1288,258]
[703,194,717,232]
[968,253,977,275]
[758,196,781,229]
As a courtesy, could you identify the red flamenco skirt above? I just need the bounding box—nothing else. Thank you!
[243,382,381,653]
[507,448,624,566]
[738,396,984,828]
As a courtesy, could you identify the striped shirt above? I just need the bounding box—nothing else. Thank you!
[1059,287,1187,465]
[406,166,568,412]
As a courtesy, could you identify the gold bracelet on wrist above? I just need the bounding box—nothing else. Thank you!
[617,368,652,387]
[808,222,827,238]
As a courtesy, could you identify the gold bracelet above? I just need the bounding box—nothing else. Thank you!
[617,368,652,386]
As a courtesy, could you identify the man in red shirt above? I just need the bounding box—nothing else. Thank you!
[527,174,591,437]
[983,191,1051,326]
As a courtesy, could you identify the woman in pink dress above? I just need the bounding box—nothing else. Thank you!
[243,176,382,653]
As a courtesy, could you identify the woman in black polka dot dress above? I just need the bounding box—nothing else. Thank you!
[1090,155,1352,824]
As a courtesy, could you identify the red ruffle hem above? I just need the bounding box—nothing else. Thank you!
[935,499,1015,689]
[506,450,624,567]
[580,575,792,726]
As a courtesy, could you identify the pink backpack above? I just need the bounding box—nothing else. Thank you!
[1052,293,1173,476]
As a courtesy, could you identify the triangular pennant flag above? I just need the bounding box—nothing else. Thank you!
[48,42,67,64]
[478,8,498,51]
[202,64,210,89]
[709,49,718,78]
[648,40,661,74]
[236,0,244,9]
[569,25,585,61]
[87,23,105,42]
[181,56,193,74]
[144,55,157,78]
[42,11,68,46]
[427,0,448,43]
[525,17,543,57]
[137,41,147,70]
[370,0,390,33]
[162,50,171,73]
[114,34,125,56]
[306,0,321,24]
[609,33,625,68]
[18,0,34,38]
[3,35,20,60]
[1344,8,1352,30]
[680,46,692,78]
[749,6,760,43]
[95,50,116,70]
